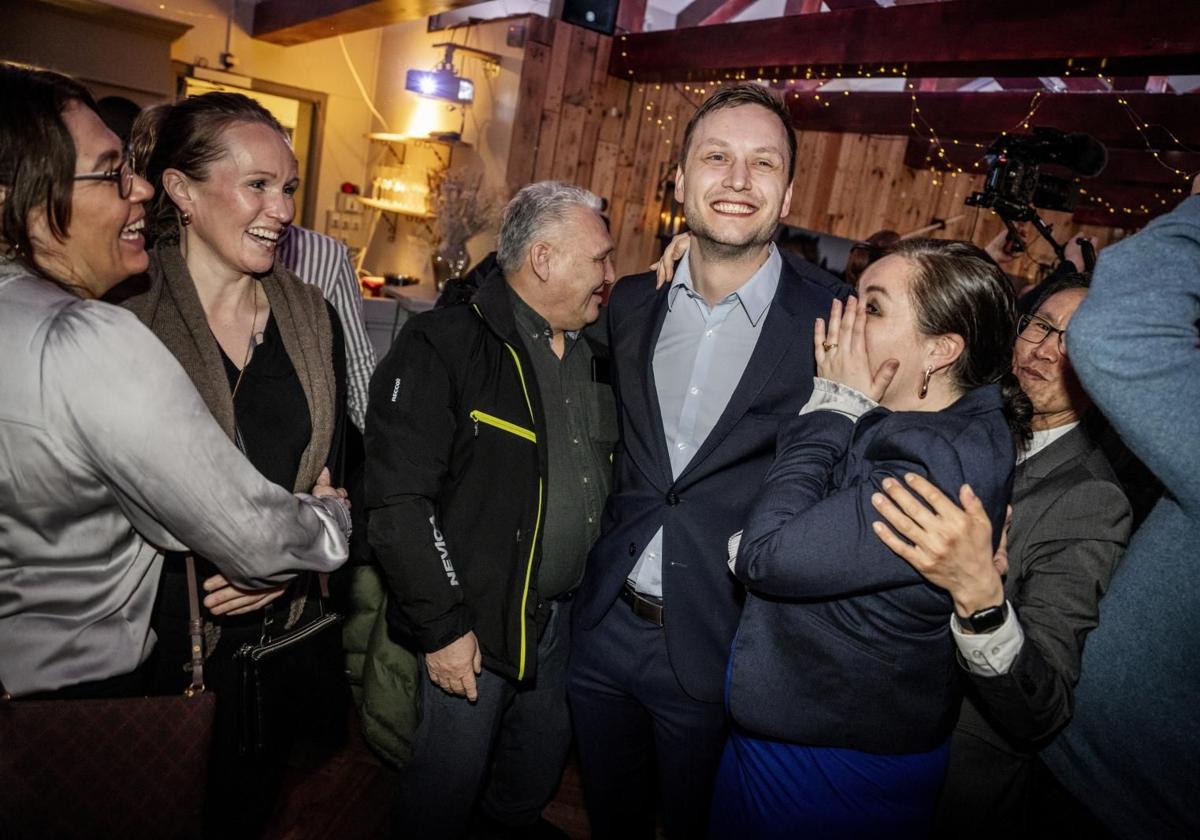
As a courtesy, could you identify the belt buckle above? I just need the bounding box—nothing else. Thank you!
[622,584,664,627]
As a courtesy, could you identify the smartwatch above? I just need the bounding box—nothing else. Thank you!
[957,602,1008,634]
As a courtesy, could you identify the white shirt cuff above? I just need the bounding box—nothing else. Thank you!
[727,531,743,572]
[951,601,1025,677]
[799,377,879,422]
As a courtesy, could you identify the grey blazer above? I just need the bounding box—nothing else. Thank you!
[936,421,1132,832]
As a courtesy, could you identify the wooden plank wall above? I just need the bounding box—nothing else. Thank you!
[505,20,1125,282]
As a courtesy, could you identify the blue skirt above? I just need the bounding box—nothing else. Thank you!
[709,726,950,840]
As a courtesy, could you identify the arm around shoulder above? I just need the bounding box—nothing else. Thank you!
[735,416,955,600]
[45,302,347,588]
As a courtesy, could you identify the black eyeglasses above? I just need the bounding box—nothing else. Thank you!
[73,148,135,200]
[1016,313,1067,353]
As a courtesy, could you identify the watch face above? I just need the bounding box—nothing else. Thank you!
[965,604,1007,634]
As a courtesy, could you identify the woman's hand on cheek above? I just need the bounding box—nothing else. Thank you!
[814,296,899,402]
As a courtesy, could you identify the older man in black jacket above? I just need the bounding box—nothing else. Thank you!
[365,181,617,839]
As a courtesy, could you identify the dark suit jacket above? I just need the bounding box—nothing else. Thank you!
[730,386,1015,753]
[573,258,848,703]
[937,422,1131,832]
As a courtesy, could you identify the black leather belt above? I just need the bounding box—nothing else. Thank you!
[620,583,664,627]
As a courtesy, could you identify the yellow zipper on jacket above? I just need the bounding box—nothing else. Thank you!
[473,305,544,681]
[469,410,537,443]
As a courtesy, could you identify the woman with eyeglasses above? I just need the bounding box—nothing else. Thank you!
[0,65,348,701]
[709,240,1032,838]
[119,91,350,838]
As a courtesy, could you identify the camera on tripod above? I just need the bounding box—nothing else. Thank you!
[966,127,1108,267]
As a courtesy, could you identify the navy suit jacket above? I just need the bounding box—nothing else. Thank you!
[574,257,848,703]
[729,385,1015,753]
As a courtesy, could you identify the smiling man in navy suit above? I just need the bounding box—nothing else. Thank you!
[567,84,850,839]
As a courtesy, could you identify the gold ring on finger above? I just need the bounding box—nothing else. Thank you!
[823,342,838,351]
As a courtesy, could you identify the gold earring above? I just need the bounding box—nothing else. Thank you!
[919,366,933,399]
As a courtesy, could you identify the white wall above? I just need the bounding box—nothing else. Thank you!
[96,0,383,231]
[361,16,529,278]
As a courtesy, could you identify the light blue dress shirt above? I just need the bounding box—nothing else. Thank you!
[627,244,782,597]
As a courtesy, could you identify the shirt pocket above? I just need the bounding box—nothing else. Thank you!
[587,382,619,447]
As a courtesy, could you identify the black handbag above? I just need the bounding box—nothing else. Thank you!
[0,557,215,840]
[232,585,344,756]
[227,402,348,757]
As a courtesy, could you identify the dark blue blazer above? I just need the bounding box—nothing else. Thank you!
[729,385,1015,753]
[574,258,848,703]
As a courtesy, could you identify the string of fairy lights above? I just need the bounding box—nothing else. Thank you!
[617,36,1197,223]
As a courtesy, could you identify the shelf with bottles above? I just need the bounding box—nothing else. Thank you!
[365,162,435,218]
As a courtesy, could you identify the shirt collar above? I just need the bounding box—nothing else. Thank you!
[1018,421,1079,464]
[667,243,781,327]
[509,285,579,344]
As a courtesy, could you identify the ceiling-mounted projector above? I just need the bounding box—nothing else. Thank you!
[405,68,474,104]
[404,42,499,106]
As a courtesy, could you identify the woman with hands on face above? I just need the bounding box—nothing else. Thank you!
[708,239,1031,839]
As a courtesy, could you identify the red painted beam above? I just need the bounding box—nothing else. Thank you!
[783,91,1200,148]
[677,0,758,29]
[618,0,648,33]
[783,0,824,16]
[610,0,1200,83]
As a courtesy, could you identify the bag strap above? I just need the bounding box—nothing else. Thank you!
[184,555,206,696]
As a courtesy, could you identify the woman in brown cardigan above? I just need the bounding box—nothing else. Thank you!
[121,92,348,838]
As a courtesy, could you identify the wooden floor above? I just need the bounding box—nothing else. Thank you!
[264,708,591,840]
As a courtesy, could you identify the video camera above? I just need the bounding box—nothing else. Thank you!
[966,127,1107,268]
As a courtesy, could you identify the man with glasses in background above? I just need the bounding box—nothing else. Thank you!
[870,275,1132,836]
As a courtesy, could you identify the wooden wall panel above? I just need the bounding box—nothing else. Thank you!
[506,39,551,197]
[506,22,1127,282]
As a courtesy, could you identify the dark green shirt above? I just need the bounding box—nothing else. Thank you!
[509,287,616,599]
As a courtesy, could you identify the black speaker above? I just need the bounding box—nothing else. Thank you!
[561,0,619,35]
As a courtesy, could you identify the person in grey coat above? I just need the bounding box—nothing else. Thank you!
[1038,189,1200,839]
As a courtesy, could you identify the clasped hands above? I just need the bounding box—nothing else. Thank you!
[203,467,347,616]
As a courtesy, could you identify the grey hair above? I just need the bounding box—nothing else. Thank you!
[496,181,602,275]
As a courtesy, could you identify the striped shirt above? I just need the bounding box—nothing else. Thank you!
[278,226,376,431]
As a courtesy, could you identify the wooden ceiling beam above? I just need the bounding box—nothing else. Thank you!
[253,0,482,46]
[784,91,1200,148]
[610,0,1200,83]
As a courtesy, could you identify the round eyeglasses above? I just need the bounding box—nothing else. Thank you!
[73,148,135,200]
[1016,313,1067,353]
